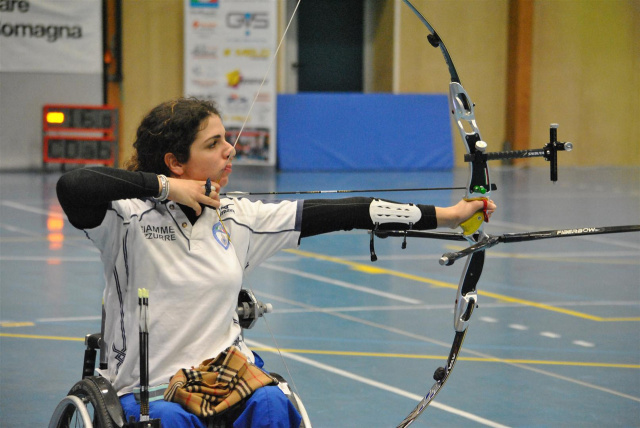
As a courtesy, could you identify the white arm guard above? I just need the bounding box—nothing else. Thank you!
[369,199,422,226]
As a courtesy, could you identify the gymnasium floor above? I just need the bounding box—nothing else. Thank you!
[0,165,638,427]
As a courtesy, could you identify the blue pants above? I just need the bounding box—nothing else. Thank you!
[120,355,302,428]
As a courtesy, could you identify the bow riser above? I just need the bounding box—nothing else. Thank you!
[453,250,484,332]
[449,82,492,240]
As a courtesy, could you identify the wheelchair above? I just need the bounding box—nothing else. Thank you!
[49,289,312,428]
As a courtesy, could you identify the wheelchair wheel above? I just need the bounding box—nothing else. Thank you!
[49,378,115,428]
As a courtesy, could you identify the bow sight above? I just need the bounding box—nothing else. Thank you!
[464,123,573,183]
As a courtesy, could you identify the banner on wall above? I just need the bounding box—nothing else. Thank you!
[184,0,277,166]
[0,0,102,73]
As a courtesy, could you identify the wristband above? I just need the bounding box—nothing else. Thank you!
[155,174,170,201]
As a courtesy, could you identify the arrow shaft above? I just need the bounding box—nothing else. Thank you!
[222,186,465,197]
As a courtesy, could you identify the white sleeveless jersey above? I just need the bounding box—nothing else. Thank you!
[85,197,302,395]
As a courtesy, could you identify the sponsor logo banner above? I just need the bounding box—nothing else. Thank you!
[0,0,102,73]
[184,0,276,165]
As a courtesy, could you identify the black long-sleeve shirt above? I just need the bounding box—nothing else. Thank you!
[56,167,438,235]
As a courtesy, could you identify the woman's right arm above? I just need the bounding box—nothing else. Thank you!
[56,167,160,229]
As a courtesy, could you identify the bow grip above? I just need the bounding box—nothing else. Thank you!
[459,197,488,236]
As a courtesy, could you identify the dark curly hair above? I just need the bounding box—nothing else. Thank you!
[124,98,221,175]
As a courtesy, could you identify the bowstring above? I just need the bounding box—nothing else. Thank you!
[215,0,303,239]
[258,306,301,399]
[250,0,303,401]
[232,0,302,149]
[223,0,305,400]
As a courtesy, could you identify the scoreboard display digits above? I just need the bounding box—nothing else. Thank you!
[47,139,113,160]
[43,104,118,166]
[44,106,115,131]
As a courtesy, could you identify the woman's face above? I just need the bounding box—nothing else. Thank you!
[178,114,235,187]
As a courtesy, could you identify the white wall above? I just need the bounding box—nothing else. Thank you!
[0,72,102,170]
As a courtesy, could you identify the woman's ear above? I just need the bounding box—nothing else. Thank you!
[164,153,184,177]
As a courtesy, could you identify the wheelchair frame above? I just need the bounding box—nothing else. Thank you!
[48,290,311,428]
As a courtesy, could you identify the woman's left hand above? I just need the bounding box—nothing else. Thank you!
[436,198,497,229]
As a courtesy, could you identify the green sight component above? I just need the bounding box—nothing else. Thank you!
[472,185,486,194]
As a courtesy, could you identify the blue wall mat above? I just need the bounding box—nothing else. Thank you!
[277,93,453,171]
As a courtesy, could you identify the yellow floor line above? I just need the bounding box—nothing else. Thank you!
[0,322,35,327]
[284,249,640,322]
[444,245,640,265]
[0,332,83,341]
[2,332,635,369]
[248,346,640,369]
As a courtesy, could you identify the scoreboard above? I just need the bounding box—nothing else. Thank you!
[43,105,118,166]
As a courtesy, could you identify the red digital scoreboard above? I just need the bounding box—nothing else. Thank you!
[43,104,118,166]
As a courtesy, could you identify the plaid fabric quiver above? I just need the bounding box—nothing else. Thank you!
[163,346,277,418]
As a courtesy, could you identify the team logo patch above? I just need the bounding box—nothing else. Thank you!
[212,222,230,249]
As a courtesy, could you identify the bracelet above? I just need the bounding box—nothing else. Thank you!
[155,174,170,201]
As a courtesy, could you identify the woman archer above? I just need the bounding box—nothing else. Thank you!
[56,97,495,427]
